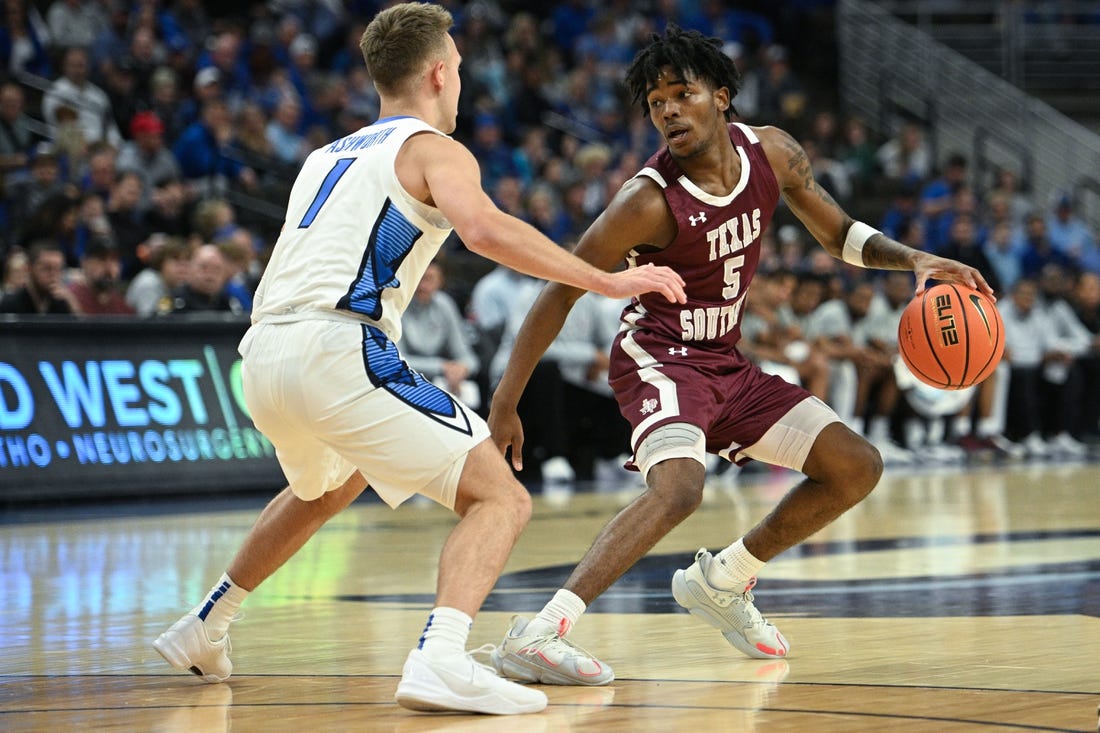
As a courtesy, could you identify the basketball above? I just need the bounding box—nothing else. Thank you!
[897,282,1005,390]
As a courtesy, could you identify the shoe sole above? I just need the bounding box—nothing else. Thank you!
[395,683,545,715]
[395,666,546,715]
[152,618,229,683]
[671,569,788,660]
[489,648,613,687]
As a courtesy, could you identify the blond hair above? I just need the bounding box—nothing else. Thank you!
[360,3,453,97]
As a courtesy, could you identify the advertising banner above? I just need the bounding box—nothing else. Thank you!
[0,316,285,501]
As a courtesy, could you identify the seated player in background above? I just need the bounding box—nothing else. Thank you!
[400,259,482,409]
[739,267,831,400]
[1000,277,1090,457]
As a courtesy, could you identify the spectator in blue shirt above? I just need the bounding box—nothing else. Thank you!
[173,99,257,193]
[1046,193,1099,273]
[920,152,969,252]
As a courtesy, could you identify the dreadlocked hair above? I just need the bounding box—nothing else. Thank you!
[624,24,742,121]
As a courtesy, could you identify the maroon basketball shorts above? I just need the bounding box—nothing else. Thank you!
[608,329,840,477]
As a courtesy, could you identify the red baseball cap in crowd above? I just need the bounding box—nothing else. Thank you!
[131,111,165,136]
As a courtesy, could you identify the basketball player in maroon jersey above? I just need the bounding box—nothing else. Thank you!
[486,26,995,684]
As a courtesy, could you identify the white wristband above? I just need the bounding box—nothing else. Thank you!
[842,221,880,268]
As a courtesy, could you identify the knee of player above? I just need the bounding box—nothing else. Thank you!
[670,483,705,518]
[846,437,884,497]
[647,472,705,518]
[806,429,882,501]
[516,486,534,524]
[454,477,532,530]
[503,479,534,527]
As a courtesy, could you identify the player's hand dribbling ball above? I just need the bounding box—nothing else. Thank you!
[897,282,1004,390]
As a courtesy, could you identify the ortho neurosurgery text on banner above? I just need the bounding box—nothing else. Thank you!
[0,316,285,500]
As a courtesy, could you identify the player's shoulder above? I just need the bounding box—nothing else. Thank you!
[747,124,800,151]
[609,172,669,219]
[747,124,804,186]
[401,126,459,152]
[402,128,473,168]
[580,170,675,250]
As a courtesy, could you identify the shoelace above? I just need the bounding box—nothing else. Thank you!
[515,629,600,663]
[740,597,767,628]
[709,577,768,628]
[467,644,507,679]
[209,612,245,651]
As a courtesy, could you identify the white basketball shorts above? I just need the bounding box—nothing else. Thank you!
[239,317,489,509]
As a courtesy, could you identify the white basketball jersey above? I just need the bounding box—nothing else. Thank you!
[251,116,453,342]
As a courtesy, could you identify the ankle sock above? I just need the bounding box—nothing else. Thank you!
[191,573,248,638]
[532,589,586,636]
[709,539,765,591]
[417,606,472,661]
[977,416,1001,438]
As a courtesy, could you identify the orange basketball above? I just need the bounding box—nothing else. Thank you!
[897,282,1005,390]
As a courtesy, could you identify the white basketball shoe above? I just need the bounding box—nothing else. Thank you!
[672,548,789,659]
[395,648,547,715]
[153,613,234,683]
[490,616,614,686]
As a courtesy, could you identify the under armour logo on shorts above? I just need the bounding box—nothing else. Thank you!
[640,398,659,415]
[668,346,688,356]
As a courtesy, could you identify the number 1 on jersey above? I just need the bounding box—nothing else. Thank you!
[299,158,356,228]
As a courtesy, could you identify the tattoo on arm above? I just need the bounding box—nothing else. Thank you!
[779,130,846,217]
[775,129,915,267]
[860,233,916,270]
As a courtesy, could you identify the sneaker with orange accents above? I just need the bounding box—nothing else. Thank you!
[671,548,789,659]
[489,616,614,686]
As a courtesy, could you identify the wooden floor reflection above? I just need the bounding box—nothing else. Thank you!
[2,460,1099,732]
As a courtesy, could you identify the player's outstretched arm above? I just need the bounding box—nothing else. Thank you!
[405,133,686,303]
[487,175,677,469]
[757,126,995,299]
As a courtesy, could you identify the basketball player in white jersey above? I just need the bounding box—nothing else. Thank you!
[152,3,685,716]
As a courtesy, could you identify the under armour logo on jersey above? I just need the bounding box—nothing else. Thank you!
[688,212,707,227]
[668,347,688,356]
[640,398,659,415]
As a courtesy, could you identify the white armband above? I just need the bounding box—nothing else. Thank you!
[842,221,881,268]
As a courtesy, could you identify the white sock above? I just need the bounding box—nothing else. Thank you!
[417,606,472,661]
[533,589,586,636]
[868,416,890,442]
[709,539,765,591]
[976,416,1000,438]
[191,573,248,638]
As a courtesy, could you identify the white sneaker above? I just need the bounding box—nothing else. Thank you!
[1022,433,1050,458]
[987,434,1027,460]
[395,648,547,715]
[153,614,234,683]
[594,455,634,489]
[671,549,789,659]
[919,442,966,463]
[872,438,915,466]
[540,456,575,485]
[1050,432,1088,457]
[490,616,614,686]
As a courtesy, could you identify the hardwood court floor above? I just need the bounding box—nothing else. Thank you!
[2,459,1099,732]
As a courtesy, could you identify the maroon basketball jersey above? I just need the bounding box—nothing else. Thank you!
[621,123,780,351]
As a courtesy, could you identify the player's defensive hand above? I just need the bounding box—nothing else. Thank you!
[600,263,686,303]
[912,253,996,301]
[488,404,525,472]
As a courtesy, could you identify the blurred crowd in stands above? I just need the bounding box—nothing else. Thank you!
[1,0,1099,483]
